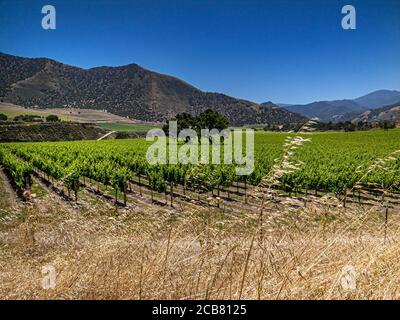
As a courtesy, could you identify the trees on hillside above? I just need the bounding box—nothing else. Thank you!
[14,114,42,122]
[163,109,229,138]
[263,120,397,132]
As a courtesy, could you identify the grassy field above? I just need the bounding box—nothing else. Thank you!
[0,106,73,121]
[0,102,154,124]
[97,122,161,132]
[1,128,400,299]
[0,174,399,299]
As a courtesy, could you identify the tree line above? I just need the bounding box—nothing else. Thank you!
[262,120,397,132]
[0,113,61,122]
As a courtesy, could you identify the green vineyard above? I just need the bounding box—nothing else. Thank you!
[1,129,400,204]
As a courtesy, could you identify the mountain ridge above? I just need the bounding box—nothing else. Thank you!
[351,100,400,123]
[270,90,400,123]
[0,52,307,126]
[354,90,400,109]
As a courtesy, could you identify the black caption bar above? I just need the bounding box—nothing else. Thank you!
[0,300,395,319]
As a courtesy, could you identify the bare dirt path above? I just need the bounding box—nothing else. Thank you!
[97,131,116,140]
[0,166,18,209]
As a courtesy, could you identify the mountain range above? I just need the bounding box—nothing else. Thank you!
[351,101,400,123]
[0,52,306,126]
[278,90,400,123]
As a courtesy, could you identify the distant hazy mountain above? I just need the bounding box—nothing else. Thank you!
[273,90,400,123]
[282,100,367,122]
[0,52,307,126]
[276,103,295,108]
[354,90,400,109]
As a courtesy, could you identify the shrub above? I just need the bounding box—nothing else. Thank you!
[14,114,42,122]
[46,115,60,122]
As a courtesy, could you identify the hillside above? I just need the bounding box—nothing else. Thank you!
[0,122,108,142]
[351,101,400,123]
[354,90,400,109]
[276,90,400,123]
[0,52,307,126]
[282,100,367,122]
[0,102,156,124]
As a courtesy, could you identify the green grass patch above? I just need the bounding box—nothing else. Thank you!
[98,122,161,133]
[0,110,71,121]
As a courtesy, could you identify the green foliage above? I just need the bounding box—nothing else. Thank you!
[111,167,132,191]
[1,129,400,199]
[196,109,229,131]
[0,113,7,121]
[0,148,32,193]
[264,120,398,132]
[64,164,81,191]
[163,109,229,137]
[148,166,166,193]
[46,114,60,122]
[98,123,160,132]
[14,114,43,122]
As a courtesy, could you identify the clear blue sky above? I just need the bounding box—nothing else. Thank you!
[0,0,399,104]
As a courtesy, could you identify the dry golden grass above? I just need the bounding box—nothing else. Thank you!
[1,185,399,300]
[1,131,400,300]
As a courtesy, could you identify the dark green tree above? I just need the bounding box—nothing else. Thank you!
[162,112,196,135]
[163,109,229,142]
[46,114,60,122]
[196,108,229,132]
